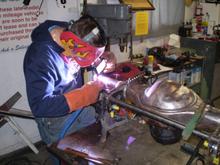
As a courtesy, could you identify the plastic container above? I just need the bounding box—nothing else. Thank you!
[147,55,154,73]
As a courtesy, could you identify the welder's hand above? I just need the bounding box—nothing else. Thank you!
[64,81,104,112]
[101,51,117,73]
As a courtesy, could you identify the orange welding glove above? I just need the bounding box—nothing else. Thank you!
[64,81,104,112]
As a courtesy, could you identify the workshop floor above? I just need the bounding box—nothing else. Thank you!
[103,119,200,165]
[0,117,204,165]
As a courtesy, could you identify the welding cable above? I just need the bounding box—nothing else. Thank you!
[58,109,83,140]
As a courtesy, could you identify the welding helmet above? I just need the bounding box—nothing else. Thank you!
[60,15,107,67]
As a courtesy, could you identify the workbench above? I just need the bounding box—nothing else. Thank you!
[48,119,190,165]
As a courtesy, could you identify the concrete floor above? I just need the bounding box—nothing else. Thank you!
[0,118,204,165]
[0,142,52,165]
[104,119,195,165]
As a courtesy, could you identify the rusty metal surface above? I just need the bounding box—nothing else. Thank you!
[0,92,21,111]
[54,122,118,165]
[0,92,22,127]
[49,120,192,165]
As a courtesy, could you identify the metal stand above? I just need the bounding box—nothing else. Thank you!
[0,92,38,154]
[4,116,39,154]
[181,139,205,165]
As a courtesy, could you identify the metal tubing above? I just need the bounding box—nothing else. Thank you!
[0,108,34,119]
[107,95,220,143]
[5,117,39,154]
[186,139,204,165]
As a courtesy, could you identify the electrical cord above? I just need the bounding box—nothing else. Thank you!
[36,0,44,17]
[22,0,44,17]
[210,95,220,106]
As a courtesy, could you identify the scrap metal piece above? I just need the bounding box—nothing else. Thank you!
[0,92,21,111]
[0,92,34,119]
[0,92,22,127]
[53,122,119,165]
[0,92,38,154]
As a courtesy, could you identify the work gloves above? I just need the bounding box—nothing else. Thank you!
[64,81,104,112]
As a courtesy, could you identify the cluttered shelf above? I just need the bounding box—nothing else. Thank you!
[130,46,204,93]
[181,37,220,102]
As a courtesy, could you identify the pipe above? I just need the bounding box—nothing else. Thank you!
[5,117,39,154]
[0,108,34,119]
[107,95,220,143]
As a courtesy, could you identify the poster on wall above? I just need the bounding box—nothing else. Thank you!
[0,0,47,53]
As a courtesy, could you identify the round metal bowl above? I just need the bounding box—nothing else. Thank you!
[141,80,198,112]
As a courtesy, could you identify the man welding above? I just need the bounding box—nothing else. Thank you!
[23,15,116,164]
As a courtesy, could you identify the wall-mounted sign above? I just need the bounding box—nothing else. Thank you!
[0,0,47,53]
[135,11,149,36]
